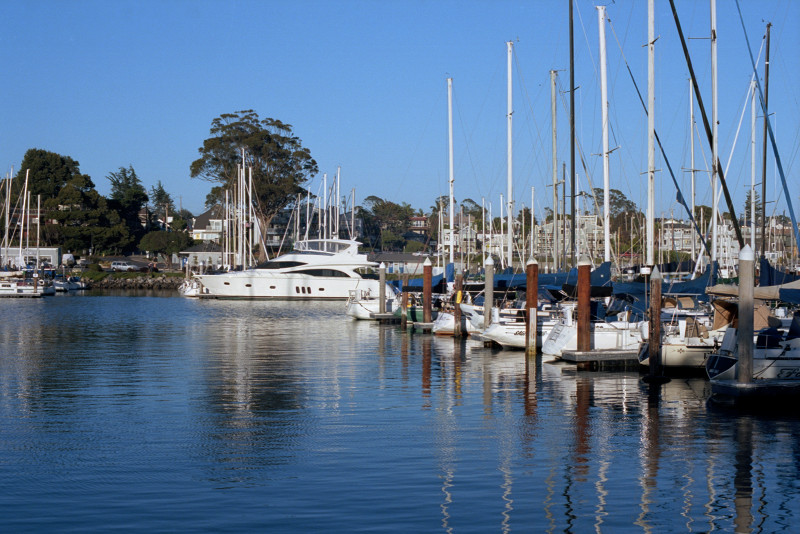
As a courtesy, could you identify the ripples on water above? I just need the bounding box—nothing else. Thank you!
[1,292,798,532]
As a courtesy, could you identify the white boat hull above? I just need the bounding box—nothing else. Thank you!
[345,296,395,320]
[195,271,383,300]
[542,320,645,357]
[481,320,557,349]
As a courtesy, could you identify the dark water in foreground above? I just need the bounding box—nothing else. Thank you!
[1,292,798,532]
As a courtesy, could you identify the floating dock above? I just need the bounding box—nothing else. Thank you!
[560,349,641,371]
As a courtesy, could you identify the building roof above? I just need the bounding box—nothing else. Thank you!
[192,206,224,230]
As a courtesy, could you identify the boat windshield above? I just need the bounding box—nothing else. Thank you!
[294,240,355,255]
[255,261,307,269]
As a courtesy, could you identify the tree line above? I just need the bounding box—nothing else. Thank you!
[9,108,757,264]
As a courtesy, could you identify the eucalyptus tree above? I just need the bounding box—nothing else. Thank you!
[190,110,318,260]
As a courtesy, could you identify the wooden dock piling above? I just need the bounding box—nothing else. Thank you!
[737,246,754,384]
[577,256,591,352]
[401,273,408,331]
[378,262,386,315]
[423,257,432,324]
[525,257,538,355]
[454,267,463,338]
[647,266,663,379]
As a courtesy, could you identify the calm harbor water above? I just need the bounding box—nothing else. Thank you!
[1,292,798,532]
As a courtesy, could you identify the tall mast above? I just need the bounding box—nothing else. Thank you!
[36,195,40,270]
[3,169,10,266]
[500,194,505,270]
[550,70,559,271]
[569,0,576,266]
[336,166,341,238]
[647,0,655,267]
[322,173,327,240]
[351,188,356,239]
[690,79,696,264]
[598,5,610,263]
[710,0,718,263]
[531,187,535,256]
[751,80,756,251]
[506,41,514,269]
[482,197,486,264]
[759,23,771,259]
[448,77,455,266]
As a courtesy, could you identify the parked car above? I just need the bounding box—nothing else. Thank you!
[110,261,137,272]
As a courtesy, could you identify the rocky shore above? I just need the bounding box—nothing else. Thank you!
[86,274,185,290]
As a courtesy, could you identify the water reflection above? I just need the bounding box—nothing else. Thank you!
[1,296,799,531]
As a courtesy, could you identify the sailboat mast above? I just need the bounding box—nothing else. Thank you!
[690,79,697,264]
[336,166,341,238]
[506,40,513,269]
[598,5,610,263]
[751,80,756,250]
[447,77,455,266]
[36,195,40,270]
[569,0,576,267]
[550,70,559,271]
[482,197,486,264]
[2,170,9,266]
[647,0,655,267]
[710,0,718,264]
[759,22,771,259]
[531,187,535,257]
[322,173,327,240]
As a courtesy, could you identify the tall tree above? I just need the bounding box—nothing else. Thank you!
[461,198,482,220]
[14,148,84,200]
[107,165,149,246]
[359,196,415,251]
[149,181,174,228]
[190,110,318,260]
[44,173,131,254]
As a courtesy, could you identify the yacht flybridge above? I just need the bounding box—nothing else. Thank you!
[193,238,390,299]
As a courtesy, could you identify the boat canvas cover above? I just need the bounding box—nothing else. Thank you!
[759,258,800,286]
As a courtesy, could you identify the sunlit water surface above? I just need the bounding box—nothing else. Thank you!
[1,292,798,532]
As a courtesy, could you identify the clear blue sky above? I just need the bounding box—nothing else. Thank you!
[1,0,798,222]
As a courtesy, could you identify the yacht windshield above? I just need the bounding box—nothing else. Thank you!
[256,261,307,269]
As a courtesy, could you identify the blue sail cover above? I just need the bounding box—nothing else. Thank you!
[612,262,718,298]
[779,288,800,306]
[492,261,613,290]
[390,262,455,291]
[759,258,800,287]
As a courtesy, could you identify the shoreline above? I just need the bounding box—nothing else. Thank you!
[83,273,184,290]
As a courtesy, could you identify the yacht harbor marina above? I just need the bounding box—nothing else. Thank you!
[4,0,800,530]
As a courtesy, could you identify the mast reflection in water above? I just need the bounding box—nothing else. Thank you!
[0,292,799,531]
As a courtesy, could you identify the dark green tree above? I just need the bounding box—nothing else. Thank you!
[107,165,149,248]
[44,174,132,254]
[359,196,415,251]
[149,181,174,227]
[743,190,763,225]
[14,148,84,200]
[461,198,482,219]
[139,230,194,268]
[190,110,318,260]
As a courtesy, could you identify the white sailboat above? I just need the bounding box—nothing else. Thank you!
[345,288,397,320]
[706,317,800,381]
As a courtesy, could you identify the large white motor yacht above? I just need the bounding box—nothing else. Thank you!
[193,238,389,299]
